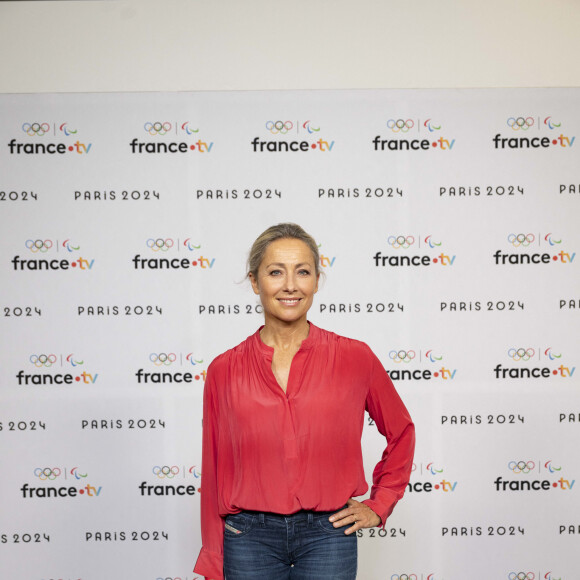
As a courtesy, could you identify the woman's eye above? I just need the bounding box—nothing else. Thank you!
[298,269,311,276]
[269,270,281,276]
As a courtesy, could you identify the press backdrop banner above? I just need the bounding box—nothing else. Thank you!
[1,88,579,580]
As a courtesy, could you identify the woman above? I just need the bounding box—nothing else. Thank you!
[194,223,414,580]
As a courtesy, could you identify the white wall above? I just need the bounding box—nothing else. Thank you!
[1,0,579,94]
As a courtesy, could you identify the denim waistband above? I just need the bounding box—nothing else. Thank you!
[234,503,348,520]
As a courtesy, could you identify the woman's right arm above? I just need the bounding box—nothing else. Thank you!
[193,366,225,580]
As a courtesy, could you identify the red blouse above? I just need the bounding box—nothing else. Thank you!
[193,323,415,580]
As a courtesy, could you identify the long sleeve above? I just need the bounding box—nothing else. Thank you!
[193,367,225,580]
[361,347,415,526]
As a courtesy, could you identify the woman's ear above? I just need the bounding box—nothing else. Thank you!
[249,272,260,295]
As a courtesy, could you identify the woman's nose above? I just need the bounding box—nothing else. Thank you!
[284,273,297,291]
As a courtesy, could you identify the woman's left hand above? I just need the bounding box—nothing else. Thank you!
[328,498,381,534]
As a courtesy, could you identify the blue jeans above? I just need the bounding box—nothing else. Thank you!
[223,506,357,579]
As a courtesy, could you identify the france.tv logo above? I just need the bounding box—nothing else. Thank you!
[493,115,575,149]
[12,239,95,271]
[374,235,456,267]
[251,119,334,152]
[373,118,455,151]
[8,121,91,155]
[132,238,215,270]
[130,121,213,154]
[493,233,575,265]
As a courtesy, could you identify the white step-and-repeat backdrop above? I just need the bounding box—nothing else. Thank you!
[1,89,578,580]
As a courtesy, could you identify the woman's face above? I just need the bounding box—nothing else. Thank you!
[250,238,319,326]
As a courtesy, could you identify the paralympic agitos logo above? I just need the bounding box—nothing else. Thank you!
[251,120,335,153]
[385,349,457,382]
[8,121,92,155]
[135,352,207,384]
[494,459,575,492]
[373,118,455,152]
[493,233,575,265]
[20,466,103,499]
[132,238,215,270]
[16,353,99,386]
[493,115,575,149]
[374,235,456,268]
[11,239,95,272]
[130,121,214,154]
[493,347,575,380]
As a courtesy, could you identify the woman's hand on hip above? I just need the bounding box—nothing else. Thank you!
[328,498,381,534]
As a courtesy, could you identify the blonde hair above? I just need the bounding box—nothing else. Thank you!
[247,223,320,278]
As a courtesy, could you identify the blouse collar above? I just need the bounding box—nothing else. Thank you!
[253,321,319,356]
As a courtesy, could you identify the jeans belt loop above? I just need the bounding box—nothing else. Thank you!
[259,512,265,527]
[308,512,314,527]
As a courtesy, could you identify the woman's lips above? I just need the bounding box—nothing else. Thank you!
[277,298,301,306]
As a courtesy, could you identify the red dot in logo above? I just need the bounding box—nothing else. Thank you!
[195,375,200,380]
[198,487,201,492]
[552,140,557,145]
[75,376,80,382]
[434,372,439,377]
[432,142,437,147]
[553,369,558,375]
[79,488,85,494]
[311,143,316,149]
[190,144,195,150]
[68,146,74,151]
[434,484,440,489]
[192,260,197,266]
[553,255,558,261]
[71,262,76,267]
[433,258,438,263]
[552,482,558,487]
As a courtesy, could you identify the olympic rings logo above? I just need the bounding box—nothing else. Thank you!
[508,348,535,361]
[156,577,186,580]
[34,467,62,480]
[388,235,415,249]
[387,119,414,133]
[144,122,172,136]
[150,353,177,366]
[507,117,534,131]
[391,575,418,580]
[25,239,53,253]
[389,350,416,364]
[266,120,294,134]
[508,461,535,474]
[22,122,50,136]
[30,354,57,367]
[147,238,174,252]
[508,573,535,580]
[153,466,180,479]
[507,233,535,247]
